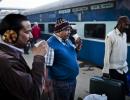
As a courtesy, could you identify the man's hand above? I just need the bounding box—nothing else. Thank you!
[44,79,53,94]
[32,40,48,56]
[75,37,82,51]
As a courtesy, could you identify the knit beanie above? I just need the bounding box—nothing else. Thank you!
[54,18,70,33]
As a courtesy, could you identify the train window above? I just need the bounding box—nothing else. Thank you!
[48,24,55,33]
[84,24,106,39]
[31,24,45,32]
[125,24,130,43]
[38,24,45,32]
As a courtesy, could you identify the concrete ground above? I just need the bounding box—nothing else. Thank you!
[75,65,102,100]
[23,53,130,100]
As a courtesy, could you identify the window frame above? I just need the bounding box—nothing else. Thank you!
[84,23,106,40]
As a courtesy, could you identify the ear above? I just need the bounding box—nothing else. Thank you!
[2,30,18,44]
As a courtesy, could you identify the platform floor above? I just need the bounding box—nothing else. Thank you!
[23,53,130,100]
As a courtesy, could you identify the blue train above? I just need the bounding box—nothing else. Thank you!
[23,0,130,68]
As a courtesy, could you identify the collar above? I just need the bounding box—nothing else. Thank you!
[115,28,125,36]
[0,41,24,54]
[53,34,68,43]
[53,34,76,48]
[53,34,62,43]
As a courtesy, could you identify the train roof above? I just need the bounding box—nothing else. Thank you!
[24,0,115,15]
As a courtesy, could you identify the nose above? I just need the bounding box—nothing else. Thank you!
[28,32,33,38]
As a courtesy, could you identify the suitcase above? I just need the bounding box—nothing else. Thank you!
[90,76,125,100]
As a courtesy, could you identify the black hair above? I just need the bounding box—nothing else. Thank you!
[0,13,28,35]
[115,16,129,29]
[70,29,77,36]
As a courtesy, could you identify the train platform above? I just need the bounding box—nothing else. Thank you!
[23,53,130,100]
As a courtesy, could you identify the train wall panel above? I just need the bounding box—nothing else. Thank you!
[56,13,78,21]
[82,9,116,21]
[77,39,130,69]
[77,39,105,67]
[41,12,57,22]
[82,9,130,21]
[27,9,130,22]
[27,14,40,22]
[27,12,78,22]
[40,33,130,69]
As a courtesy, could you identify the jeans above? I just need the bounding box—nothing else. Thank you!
[109,69,129,95]
[53,79,76,100]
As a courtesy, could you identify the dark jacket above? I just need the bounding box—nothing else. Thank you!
[0,43,45,100]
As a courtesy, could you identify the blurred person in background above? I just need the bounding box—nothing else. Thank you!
[32,22,41,43]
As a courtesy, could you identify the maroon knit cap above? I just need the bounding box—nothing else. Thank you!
[54,18,70,33]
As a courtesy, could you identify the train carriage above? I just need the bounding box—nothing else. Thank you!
[23,0,130,68]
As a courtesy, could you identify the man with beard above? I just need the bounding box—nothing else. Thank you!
[0,14,48,100]
[102,16,130,95]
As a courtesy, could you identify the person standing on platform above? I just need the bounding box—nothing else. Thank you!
[0,14,48,100]
[102,16,130,95]
[32,22,41,43]
[46,18,81,100]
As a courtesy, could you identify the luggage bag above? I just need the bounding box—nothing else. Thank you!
[90,76,125,100]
